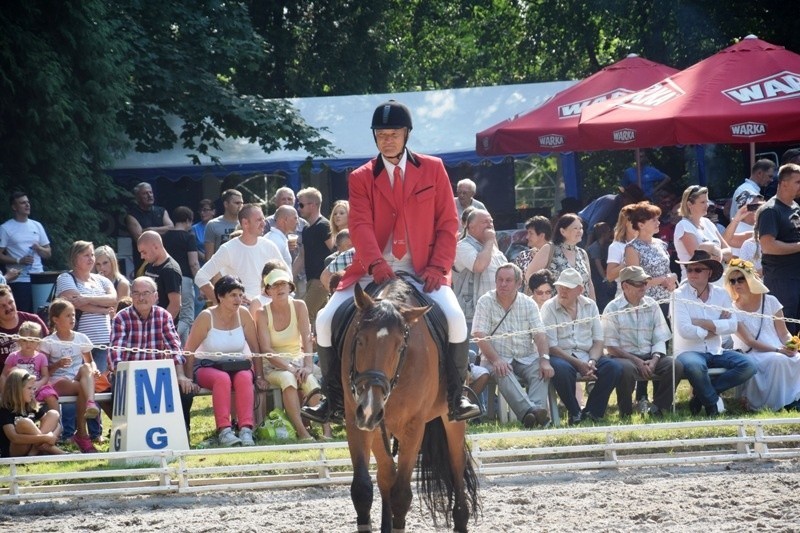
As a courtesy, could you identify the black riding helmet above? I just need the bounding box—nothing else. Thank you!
[371,101,412,159]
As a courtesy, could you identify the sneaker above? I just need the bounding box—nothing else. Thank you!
[72,434,98,453]
[84,401,100,419]
[218,427,241,447]
[239,427,255,447]
[716,396,726,414]
[636,398,651,415]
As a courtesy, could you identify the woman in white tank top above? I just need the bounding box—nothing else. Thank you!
[185,276,263,447]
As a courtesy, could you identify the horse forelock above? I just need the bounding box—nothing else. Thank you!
[360,299,404,333]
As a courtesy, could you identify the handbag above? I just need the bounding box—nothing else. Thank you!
[254,409,297,441]
[203,358,252,373]
[94,371,112,393]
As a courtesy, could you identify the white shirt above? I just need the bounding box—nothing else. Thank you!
[729,178,762,220]
[265,228,293,272]
[671,281,737,355]
[195,237,288,300]
[674,217,722,277]
[0,218,49,283]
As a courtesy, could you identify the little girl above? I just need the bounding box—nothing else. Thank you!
[0,368,64,457]
[39,299,100,453]
[2,322,59,412]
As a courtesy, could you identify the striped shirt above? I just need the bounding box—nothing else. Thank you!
[55,272,113,345]
[110,305,184,371]
[602,295,670,356]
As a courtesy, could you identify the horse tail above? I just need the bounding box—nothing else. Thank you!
[416,417,480,529]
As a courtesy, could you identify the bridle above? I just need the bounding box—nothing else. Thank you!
[348,302,412,459]
[348,310,411,403]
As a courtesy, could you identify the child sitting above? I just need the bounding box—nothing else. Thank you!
[2,322,58,412]
[39,299,100,453]
[0,368,64,457]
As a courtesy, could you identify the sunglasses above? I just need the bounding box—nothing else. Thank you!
[533,289,552,296]
[728,276,747,285]
[686,267,710,274]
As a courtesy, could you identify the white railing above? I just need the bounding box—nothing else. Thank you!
[2,418,799,502]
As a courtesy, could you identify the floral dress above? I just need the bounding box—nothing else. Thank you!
[549,244,591,297]
[628,238,671,302]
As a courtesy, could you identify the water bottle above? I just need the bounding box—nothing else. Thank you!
[21,246,34,275]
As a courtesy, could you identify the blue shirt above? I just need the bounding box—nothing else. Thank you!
[622,165,667,199]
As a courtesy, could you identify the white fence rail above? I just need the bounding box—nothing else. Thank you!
[2,418,799,502]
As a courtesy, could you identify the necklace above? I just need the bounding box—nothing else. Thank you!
[696,284,709,299]
[563,243,577,251]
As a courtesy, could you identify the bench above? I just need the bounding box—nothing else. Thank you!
[488,365,727,427]
[58,386,284,428]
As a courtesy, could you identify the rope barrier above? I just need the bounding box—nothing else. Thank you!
[4,292,799,361]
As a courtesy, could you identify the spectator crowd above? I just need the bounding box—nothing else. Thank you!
[2,113,800,458]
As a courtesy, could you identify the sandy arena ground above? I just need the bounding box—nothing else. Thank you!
[2,459,799,532]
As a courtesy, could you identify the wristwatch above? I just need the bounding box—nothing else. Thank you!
[652,352,665,359]
[540,354,551,360]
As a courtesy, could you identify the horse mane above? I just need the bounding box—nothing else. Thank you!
[360,278,414,331]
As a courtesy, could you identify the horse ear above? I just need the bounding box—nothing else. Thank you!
[402,305,431,324]
[353,283,373,310]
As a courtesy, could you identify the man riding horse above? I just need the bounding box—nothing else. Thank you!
[303,100,481,424]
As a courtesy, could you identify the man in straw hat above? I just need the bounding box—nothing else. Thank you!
[541,268,623,424]
[603,266,682,418]
[672,250,756,416]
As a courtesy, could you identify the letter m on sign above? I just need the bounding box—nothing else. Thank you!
[135,368,175,414]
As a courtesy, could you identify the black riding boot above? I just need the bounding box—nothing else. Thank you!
[446,341,483,421]
[301,345,344,423]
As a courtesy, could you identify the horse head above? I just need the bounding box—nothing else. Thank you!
[349,282,430,431]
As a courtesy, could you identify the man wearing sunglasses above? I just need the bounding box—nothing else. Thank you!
[603,266,681,418]
[672,251,756,416]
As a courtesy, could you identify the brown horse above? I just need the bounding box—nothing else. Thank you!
[343,280,479,533]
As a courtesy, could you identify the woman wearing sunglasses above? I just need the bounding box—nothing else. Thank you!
[726,259,800,411]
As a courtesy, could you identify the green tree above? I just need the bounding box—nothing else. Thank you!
[0,1,131,266]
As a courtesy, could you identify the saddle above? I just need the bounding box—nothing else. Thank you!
[331,273,448,364]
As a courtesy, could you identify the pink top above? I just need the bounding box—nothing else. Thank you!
[4,350,48,379]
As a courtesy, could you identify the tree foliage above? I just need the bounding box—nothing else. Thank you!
[1,0,796,268]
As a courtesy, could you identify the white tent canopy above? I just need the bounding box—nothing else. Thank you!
[111,81,576,173]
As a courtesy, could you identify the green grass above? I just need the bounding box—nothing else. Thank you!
[3,381,800,484]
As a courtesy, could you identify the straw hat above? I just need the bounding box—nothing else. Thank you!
[724,258,768,298]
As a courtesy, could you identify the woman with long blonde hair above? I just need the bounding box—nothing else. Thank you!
[94,245,130,301]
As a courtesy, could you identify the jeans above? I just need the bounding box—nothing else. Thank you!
[10,282,33,313]
[550,356,622,418]
[677,349,757,407]
[86,347,109,439]
[177,276,196,344]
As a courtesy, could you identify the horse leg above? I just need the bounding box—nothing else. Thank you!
[442,418,471,533]
[388,428,424,533]
[349,429,376,532]
[372,439,399,533]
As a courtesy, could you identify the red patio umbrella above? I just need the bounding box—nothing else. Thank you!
[578,36,800,150]
[475,54,678,155]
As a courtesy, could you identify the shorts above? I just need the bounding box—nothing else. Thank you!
[266,369,321,397]
[470,363,490,381]
[35,384,59,403]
